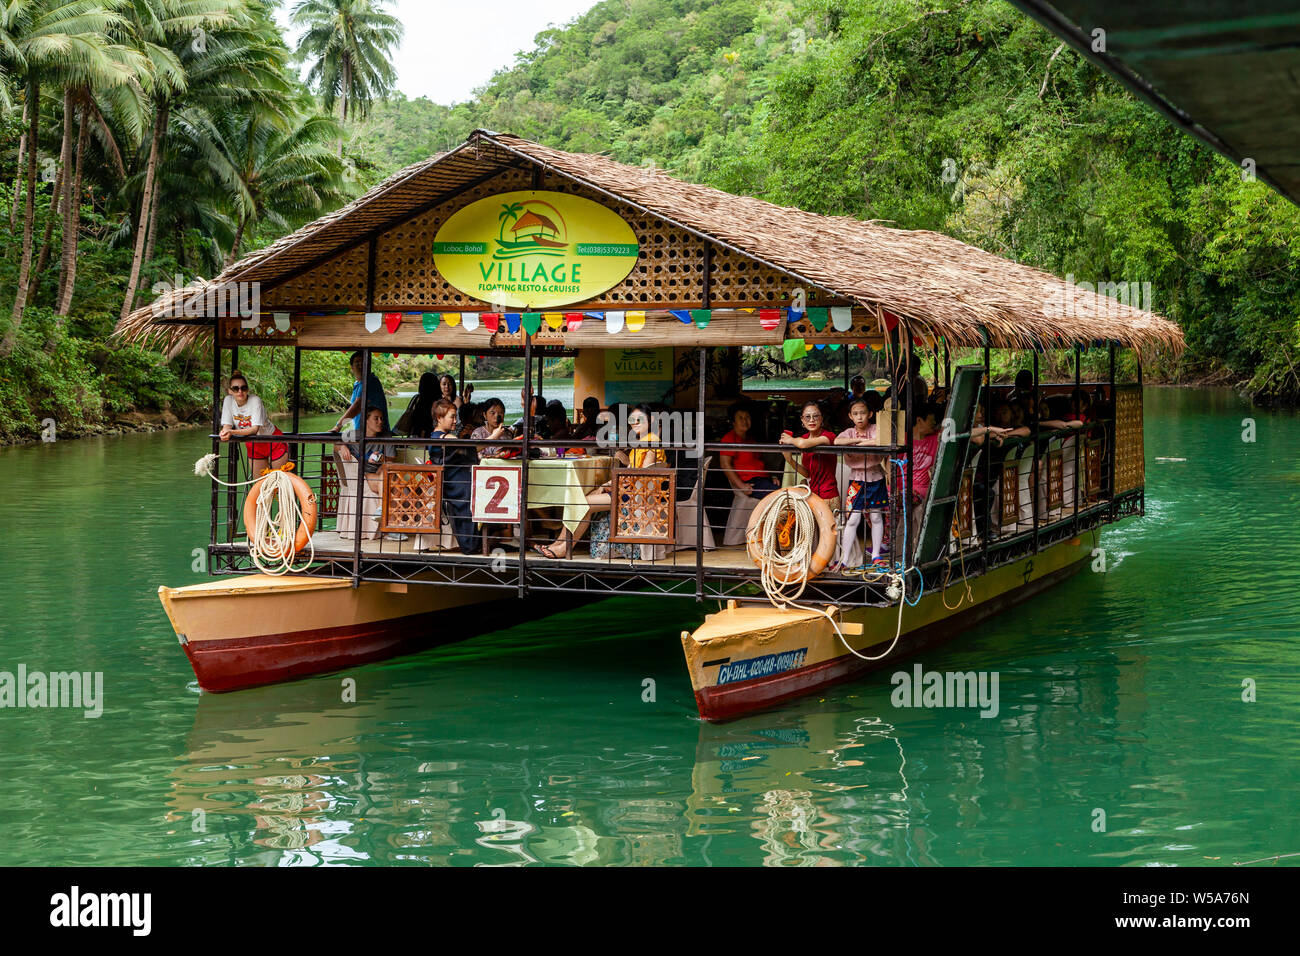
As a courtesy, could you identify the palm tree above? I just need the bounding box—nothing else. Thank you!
[182,101,348,264]
[290,0,402,148]
[1,0,138,356]
[115,0,237,323]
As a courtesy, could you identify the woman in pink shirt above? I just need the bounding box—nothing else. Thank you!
[833,395,889,569]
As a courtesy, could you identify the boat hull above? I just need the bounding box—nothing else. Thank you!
[683,536,1094,722]
[159,575,514,692]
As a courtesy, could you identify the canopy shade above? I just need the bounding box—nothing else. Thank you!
[1011,0,1300,208]
[117,129,1183,354]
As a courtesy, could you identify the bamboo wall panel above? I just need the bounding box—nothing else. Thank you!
[1113,385,1145,494]
[264,245,370,310]
[263,166,829,313]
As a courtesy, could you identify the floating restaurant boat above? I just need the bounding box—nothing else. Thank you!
[119,130,1182,721]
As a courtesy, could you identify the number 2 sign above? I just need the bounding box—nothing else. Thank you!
[471,465,522,524]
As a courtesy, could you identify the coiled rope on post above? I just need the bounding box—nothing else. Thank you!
[747,483,820,606]
[194,454,314,575]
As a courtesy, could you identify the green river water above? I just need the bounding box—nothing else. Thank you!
[1,387,1296,866]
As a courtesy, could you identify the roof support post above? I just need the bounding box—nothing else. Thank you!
[1073,343,1081,537]
[696,347,707,601]
[352,348,371,587]
[1032,349,1040,554]
[210,332,221,556]
[982,333,992,571]
[226,345,239,544]
[519,335,532,597]
[291,346,302,470]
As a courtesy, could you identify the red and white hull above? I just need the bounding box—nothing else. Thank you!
[159,575,512,692]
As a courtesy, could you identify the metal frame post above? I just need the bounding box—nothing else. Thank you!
[1031,349,1040,553]
[352,348,371,586]
[696,347,707,600]
[291,346,302,469]
[225,345,239,542]
[982,336,992,567]
[520,335,532,597]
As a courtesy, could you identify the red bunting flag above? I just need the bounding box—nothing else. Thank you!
[759,309,781,330]
[383,312,402,333]
[564,312,583,331]
[482,313,500,332]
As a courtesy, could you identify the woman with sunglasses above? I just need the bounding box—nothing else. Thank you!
[778,401,838,501]
[219,371,288,476]
[533,403,662,559]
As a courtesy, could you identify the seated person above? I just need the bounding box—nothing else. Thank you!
[779,401,837,501]
[337,405,403,541]
[219,371,289,476]
[571,397,602,440]
[513,390,547,436]
[544,399,573,444]
[471,398,515,458]
[897,402,942,559]
[533,403,662,559]
[719,402,778,498]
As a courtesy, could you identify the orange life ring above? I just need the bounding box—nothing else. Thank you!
[746,486,837,584]
[242,469,318,556]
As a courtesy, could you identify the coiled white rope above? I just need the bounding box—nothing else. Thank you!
[748,481,913,664]
[194,454,313,575]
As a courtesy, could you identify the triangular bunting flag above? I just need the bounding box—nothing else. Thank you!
[444,312,462,327]
[505,313,521,333]
[788,308,805,324]
[384,312,402,333]
[814,343,826,350]
[482,314,500,332]
[273,312,290,332]
[669,309,692,324]
[829,343,841,351]
[364,312,382,333]
[830,306,853,331]
[691,309,711,329]
[543,311,564,330]
[782,339,805,363]
[564,312,583,331]
[606,310,625,334]
[461,312,479,331]
[882,309,900,332]
[522,312,543,335]
[759,309,781,330]
[807,307,829,332]
[435,353,444,360]
[626,310,645,331]
[422,312,440,332]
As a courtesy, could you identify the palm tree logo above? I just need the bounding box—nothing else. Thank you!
[494,200,568,259]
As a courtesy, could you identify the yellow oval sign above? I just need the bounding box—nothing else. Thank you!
[432,190,640,309]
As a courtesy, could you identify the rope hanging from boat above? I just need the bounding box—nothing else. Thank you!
[193,454,315,575]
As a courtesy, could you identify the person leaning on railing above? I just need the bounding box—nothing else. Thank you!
[532,403,662,560]
[778,401,838,501]
[219,371,289,476]
[334,351,390,434]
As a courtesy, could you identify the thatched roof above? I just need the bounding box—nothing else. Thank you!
[117,129,1183,353]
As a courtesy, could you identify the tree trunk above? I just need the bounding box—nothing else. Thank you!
[9,101,27,230]
[56,105,90,318]
[34,91,74,292]
[120,105,164,323]
[3,79,41,355]
[141,105,170,271]
[226,216,247,267]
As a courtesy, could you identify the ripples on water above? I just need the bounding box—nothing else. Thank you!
[0,389,1297,866]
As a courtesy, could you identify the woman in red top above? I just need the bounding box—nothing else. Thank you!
[779,401,838,500]
[719,404,778,497]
